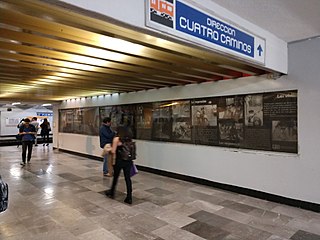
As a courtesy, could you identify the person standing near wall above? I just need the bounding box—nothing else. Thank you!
[40,118,51,146]
[99,117,115,177]
[19,118,36,165]
[30,117,39,146]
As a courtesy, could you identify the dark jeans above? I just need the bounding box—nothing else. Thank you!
[110,159,133,199]
[42,132,49,144]
[22,141,33,163]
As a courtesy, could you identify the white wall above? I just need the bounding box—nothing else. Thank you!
[54,37,320,204]
[0,107,53,136]
[62,0,287,73]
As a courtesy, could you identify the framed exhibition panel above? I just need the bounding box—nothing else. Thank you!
[59,90,298,153]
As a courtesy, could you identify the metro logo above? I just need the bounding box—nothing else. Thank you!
[149,0,174,28]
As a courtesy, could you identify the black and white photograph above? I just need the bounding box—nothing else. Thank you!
[172,101,191,141]
[59,109,75,133]
[81,107,100,135]
[152,102,172,140]
[99,106,112,122]
[272,120,297,142]
[191,98,219,145]
[219,97,243,122]
[135,103,153,140]
[192,100,217,127]
[73,108,83,134]
[219,121,244,146]
[244,94,263,127]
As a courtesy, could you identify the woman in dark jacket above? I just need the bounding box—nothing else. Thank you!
[19,118,36,165]
[106,126,134,204]
[40,118,51,146]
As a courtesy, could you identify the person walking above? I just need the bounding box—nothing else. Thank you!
[19,118,36,165]
[30,117,40,146]
[40,118,51,146]
[99,117,115,177]
[106,126,135,204]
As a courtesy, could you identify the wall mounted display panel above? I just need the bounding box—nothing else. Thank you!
[191,98,219,145]
[171,100,192,143]
[136,103,153,140]
[264,91,298,153]
[243,94,271,151]
[217,96,244,147]
[59,90,298,153]
[152,101,172,141]
[59,109,75,133]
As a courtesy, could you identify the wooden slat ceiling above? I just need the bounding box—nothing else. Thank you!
[0,0,269,102]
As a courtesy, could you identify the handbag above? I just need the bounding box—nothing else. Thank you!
[130,163,138,177]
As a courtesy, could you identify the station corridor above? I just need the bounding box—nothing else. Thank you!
[0,145,320,240]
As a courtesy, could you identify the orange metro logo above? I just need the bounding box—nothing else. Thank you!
[149,0,174,28]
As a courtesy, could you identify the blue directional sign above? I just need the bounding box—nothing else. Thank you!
[146,0,265,65]
[37,112,53,117]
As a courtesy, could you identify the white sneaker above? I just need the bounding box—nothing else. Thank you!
[20,161,25,166]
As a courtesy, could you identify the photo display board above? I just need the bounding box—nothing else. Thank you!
[100,105,136,136]
[191,98,218,145]
[152,102,172,141]
[136,103,153,140]
[59,109,75,133]
[59,108,99,135]
[218,96,244,147]
[59,90,298,153]
[264,91,298,153]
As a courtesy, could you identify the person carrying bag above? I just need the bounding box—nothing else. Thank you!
[105,126,136,204]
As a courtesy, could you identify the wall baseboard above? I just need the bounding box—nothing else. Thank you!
[56,148,320,213]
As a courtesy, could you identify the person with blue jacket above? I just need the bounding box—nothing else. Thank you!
[19,118,36,166]
[99,117,115,176]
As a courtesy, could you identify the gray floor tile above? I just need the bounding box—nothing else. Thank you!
[1,146,320,240]
[190,210,232,227]
[182,220,230,240]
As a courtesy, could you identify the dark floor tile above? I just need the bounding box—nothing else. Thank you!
[85,176,109,182]
[144,195,175,206]
[220,200,257,213]
[57,173,83,181]
[190,210,232,227]
[145,187,173,196]
[290,230,320,240]
[182,220,230,240]
[84,163,100,168]
[222,221,271,240]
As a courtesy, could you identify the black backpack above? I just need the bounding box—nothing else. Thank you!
[0,175,8,213]
[119,140,136,161]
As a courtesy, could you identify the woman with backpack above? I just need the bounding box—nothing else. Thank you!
[105,126,135,204]
[40,118,51,146]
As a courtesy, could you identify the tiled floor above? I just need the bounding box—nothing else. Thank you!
[1,145,320,240]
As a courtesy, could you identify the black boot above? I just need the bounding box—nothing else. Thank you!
[105,189,114,199]
[124,197,132,204]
